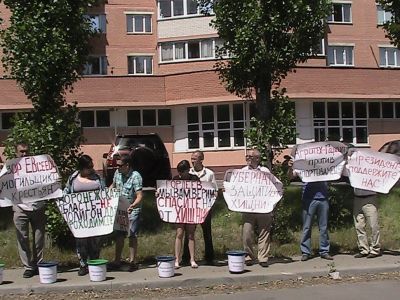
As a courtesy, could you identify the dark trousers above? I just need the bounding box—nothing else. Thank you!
[182,211,214,263]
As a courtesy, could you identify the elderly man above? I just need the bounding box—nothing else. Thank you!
[12,142,46,278]
[241,148,273,267]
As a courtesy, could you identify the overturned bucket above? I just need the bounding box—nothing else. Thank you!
[37,262,58,284]
[226,250,246,273]
[0,262,4,284]
[156,256,175,278]
[87,259,108,282]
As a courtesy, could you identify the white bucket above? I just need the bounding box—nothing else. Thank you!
[0,263,4,284]
[226,250,246,273]
[37,262,58,284]
[156,256,175,278]
[87,259,108,282]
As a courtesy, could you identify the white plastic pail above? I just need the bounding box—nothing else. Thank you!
[156,256,175,278]
[37,262,58,284]
[87,259,108,282]
[226,250,246,273]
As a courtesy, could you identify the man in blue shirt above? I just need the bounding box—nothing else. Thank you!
[109,154,143,271]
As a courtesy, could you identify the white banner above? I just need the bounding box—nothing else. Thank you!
[0,155,62,207]
[156,180,216,224]
[292,141,348,182]
[56,188,120,238]
[113,197,129,232]
[223,169,283,213]
[345,149,400,194]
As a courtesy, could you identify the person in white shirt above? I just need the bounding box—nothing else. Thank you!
[241,148,273,267]
[182,150,218,265]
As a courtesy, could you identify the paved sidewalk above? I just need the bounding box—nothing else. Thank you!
[0,253,399,295]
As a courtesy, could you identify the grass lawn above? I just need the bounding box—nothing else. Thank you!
[1,187,399,268]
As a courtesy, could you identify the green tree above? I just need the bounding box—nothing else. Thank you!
[378,0,400,48]
[200,0,330,160]
[0,0,98,243]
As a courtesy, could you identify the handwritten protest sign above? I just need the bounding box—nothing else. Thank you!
[0,155,62,207]
[156,180,216,224]
[223,169,283,213]
[114,197,129,233]
[291,141,348,182]
[345,149,400,194]
[57,188,120,238]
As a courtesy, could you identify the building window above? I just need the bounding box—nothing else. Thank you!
[126,14,152,33]
[128,56,153,75]
[187,104,245,149]
[158,0,199,19]
[313,102,368,144]
[160,39,221,62]
[1,112,15,130]
[379,47,400,68]
[82,56,107,75]
[327,45,354,66]
[79,110,110,128]
[127,109,172,126]
[327,3,352,23]
[86,14,106,33]
[377,4,393,25]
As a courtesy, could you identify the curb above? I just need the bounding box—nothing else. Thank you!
[0,264,399,295]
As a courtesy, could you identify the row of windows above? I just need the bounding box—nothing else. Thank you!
[83,44,399,76]
[313,101,400,144]
[327,46,400,67]
[79,109,172,128]
[88,3,393,32]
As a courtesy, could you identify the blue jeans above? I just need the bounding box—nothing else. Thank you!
[300,198,330,256]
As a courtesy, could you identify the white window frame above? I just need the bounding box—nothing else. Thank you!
[160,38,221,63]
[127,108,172,127]
[327,2,352,24]
[312,101,368,145]
[376,4,393,25]
[327,45,354,66]
[80,110,110,128]
[127,55,153,75]
[186,103,246,150]
[82,56,107,75]
[158,0,200,19]
[125,12,152,34]
[86,14,106,33]
[379,46,400,68]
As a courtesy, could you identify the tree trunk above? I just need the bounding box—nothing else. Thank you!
[255,77,272,122]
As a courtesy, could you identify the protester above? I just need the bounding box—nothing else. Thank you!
[288,161,333,261]
[12,142,46,278]
[241,148,273,267]
[63,155,104,275]
[181,150,218,265]
[353,188,381,258]
[173,160,199,269]
[109,154,143,272]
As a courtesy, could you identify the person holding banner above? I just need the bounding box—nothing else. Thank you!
[64,155,105,276]
[173,160,200,269]
[241,148,273,267]
[180,150,218,265]
[12,142,46,278]
[109,154,143,272]
[353,188,381,258]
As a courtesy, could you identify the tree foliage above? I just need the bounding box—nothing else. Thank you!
[378,0,400,48]
[200,0,330,122]
[0,0,98,243]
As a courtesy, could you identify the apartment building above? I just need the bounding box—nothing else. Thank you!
[0,0,400,175]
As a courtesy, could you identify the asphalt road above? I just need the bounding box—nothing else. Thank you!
[156,280,400,300]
